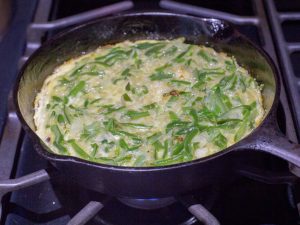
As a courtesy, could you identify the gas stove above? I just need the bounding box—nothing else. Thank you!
[0,0,300,224]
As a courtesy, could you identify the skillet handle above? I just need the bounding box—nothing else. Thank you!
[244,126,300,174]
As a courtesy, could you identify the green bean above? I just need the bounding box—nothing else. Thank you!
[155,63,172,72]
[125,82,131,91]
[95,49,129,65]
[170,79,191,85]
[91,143,99,157]
[69,140,90,159]
[189,108,198,124]
[166,96,178,107]
[166,120,190,133]
[135,42,162,49]
[92,157,116,165]
[218,105,248,123]
[50,125,63,144]
[143,103,158,110]
[50,125,67,154]
[120,122,152,129]
[164,46,178,55]
[149,71,174,81]
[115,131,142,144]
[153,140,164,160]
[52,96,63,102]
[131,85,148,96]
[103,118,118,133]
[204,87,230,115]
[225,59,236,73]
[172,142,184,156]
[63,105,71,124]
[218,74,237,90]
[213,133,227,149]
[145,44,166,56]
[234,118,249,142]
[125,110,150,120]
[90,98,101,105]
[122,93,132,102]
[197,49,217,63]
[184,128,198,157]
[80,123,101,140]
[69,81,85,97]
[57,114,65,124]
[134,155,146,166]
[174,45,192,63]
[119,139,141,151]
[152,154,184,166]
[176,125,196,135]
[147,132,162,144]
[121,68,131,77]
[104,105,125,115]
[169,111,179,121]
[115,154,133,163]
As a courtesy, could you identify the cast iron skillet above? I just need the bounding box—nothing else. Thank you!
[14,12,300,198]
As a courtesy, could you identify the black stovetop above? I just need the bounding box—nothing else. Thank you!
[1,0,300,225]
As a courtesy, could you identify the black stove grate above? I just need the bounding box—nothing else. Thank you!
[0,0,300,225]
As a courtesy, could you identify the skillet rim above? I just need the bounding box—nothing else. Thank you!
[13,12,280,172]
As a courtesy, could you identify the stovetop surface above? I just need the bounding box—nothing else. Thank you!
[1,0,300,225]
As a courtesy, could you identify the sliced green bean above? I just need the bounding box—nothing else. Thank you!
[69,81,85,97]
[69,140,90,159]
[122,93,132,102]
[125,110,150,120]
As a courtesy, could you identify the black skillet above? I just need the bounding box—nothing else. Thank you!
[13,13,300,198]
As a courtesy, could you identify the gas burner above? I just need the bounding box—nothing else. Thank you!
[92,198,198,225]
[118,197,176,210]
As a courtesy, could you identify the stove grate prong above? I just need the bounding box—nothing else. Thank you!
[159,0,259,25]
[0,169,50,221]
[67,201,104,225]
